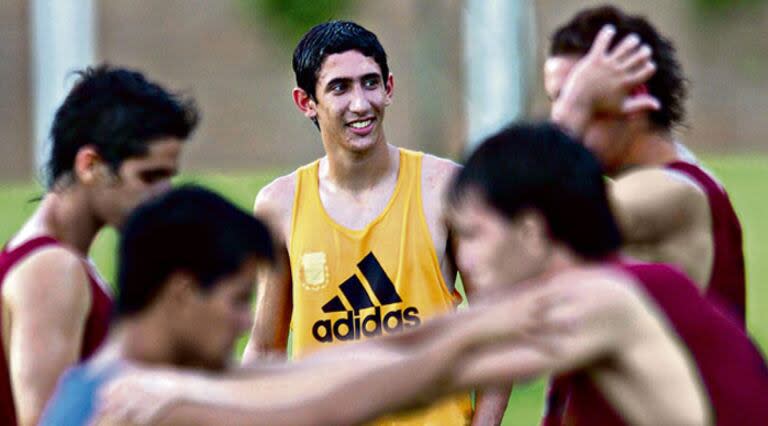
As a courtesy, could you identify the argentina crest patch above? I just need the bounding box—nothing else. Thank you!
[300,252,329,291]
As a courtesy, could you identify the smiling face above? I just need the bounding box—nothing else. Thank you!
[544,55,634,175]
[302,50,393,154]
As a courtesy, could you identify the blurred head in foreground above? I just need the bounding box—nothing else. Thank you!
[116,185,275,370]
[448,122,621,289]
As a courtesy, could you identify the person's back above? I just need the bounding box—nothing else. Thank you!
[544,260,767,426]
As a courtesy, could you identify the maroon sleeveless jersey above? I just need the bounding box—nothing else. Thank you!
[543,261,768,426]
[666,161,746,325]
[0,236,113,425]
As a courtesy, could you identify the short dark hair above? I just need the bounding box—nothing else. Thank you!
[293,20,389,100]
[449,122,622,259]
[549,5,687,130]
[116,186,275,317]
[47,65,199,189]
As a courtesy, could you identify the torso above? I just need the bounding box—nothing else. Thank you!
[275,147,471,425]
[544,260,767,426]
[0,236,113,425]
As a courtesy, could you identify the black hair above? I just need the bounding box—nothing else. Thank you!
[47,65,199,188]
[292,20,389,100]
[550,5,688,130]
[116,185,275,317]
[449,122,622,259]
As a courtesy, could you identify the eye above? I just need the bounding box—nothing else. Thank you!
[363,77,380,89]
[139,169,172,184]
[329,81,347,94]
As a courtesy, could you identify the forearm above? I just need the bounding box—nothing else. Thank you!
[472,386,512,426]
[550,92,592,138]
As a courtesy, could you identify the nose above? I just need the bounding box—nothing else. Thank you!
[348,83,371,114]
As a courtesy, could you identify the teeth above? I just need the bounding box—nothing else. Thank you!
[349,119,372,129]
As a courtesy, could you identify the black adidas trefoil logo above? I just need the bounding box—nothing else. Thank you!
[312,252,421,343]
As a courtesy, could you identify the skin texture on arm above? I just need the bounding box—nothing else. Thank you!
[451,271,634,388]
[241,175,295,363]
[2,247,91,426]
[95,287,552,425]
[610,169,713,287]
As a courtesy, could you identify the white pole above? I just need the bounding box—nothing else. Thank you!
[464,0,536,150]
[30,0,96,180]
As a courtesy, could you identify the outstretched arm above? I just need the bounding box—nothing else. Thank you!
[451,272,634,389]
[96,288,550,425]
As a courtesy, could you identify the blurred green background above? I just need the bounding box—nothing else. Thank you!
[2,154,764,425]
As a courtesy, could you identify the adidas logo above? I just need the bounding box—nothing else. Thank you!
[312,252,421,343]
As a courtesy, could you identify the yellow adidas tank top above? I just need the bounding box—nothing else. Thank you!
[289,148,472,425]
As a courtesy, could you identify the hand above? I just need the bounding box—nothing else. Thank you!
[462,287,566,349]
[552,25,660,134]
[93,367,184,426]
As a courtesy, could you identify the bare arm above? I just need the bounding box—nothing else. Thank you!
[451,273,635,390]
[610,169,713,287]
[96,288,551,425]
[242,177,295,363]
[3,248,91,426]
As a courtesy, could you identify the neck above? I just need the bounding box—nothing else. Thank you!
[320,142,398,192]
[16,187,103,255]
[619,128,684,173]
[537,244,589,281]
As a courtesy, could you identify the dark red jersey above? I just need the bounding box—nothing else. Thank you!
[666,161,746,325]
[543,260,768,426]
[0,236,113,425]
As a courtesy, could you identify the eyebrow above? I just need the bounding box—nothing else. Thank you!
[324,73,382,90]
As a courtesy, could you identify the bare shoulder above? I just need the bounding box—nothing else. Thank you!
[612,167,708,208]
[420,153,461,202]
[546,266,644,316]
[253,171,298,240]
[421,153,461,186]
[3,246,90,312]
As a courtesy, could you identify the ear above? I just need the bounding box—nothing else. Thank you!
[292,87,317,120]
[74,146,109,185]
[160,271,199,313]
[517,209,550,258]
[384,73,394,106]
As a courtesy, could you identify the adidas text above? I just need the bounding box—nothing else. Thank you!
[312,306,421,343]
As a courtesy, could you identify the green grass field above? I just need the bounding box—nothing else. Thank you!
[0,155,765,425]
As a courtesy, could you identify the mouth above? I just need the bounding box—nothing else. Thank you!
[346,117,375,135]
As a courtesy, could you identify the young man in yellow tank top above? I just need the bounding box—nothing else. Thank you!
[242,21,508,425]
